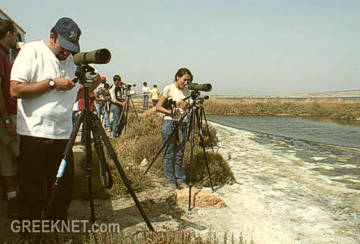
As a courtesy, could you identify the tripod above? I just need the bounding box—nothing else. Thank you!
[144,91,214,210]
[43,65,154,231]
[117,85,140,135]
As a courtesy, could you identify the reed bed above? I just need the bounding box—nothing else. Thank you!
[203,98,360,120]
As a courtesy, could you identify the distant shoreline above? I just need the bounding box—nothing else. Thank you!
[211,95,360,101]
[203,97,360,120]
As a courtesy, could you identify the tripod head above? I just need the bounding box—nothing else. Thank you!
[73,64,99,86]
[187,90,210,107]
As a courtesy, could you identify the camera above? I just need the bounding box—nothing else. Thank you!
[122,82,136,89]
[163,98,177,110]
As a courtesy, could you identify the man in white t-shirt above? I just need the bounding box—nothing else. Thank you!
[10,17,100,221]
[141,82,150,110]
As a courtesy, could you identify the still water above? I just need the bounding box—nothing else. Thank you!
[208,115,360,148]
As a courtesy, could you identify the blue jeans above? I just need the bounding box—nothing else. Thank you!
[161,120,189,184]
[95,102,111,131]
[142,95,149,110]
[111,104,126,137]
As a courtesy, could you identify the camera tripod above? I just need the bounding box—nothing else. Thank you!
[144,91,215,210]
[43,65,154,231]
[116,86,140,135]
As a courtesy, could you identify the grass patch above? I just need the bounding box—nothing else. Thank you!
[3,230,252,244]
[74,111,234,199]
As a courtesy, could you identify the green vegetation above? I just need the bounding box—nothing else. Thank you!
[73,111,235,197]
[204,98,360,120]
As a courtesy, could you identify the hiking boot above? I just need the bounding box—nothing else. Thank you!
[7,197,18,219]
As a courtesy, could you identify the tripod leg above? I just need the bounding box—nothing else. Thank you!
[124,100,130,134]
[172,135,178,188]
[36,111,84,244]
[130,97,140,122]
[188,108,196,210]
[92,115,155,231]
[201,107,215,152]
[90,116,113,189]
[84,110,96,223]
[144,125,178,175]
[195,109,215,192]
[44,111,84,217]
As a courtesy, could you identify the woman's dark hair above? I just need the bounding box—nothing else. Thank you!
[174,67,193,82]
[0,19,15,39]
[143,82,147,86]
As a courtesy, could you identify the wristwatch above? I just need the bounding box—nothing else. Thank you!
[48,79,55,89]
[4,118,11,125]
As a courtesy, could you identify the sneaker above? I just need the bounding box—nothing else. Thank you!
[7,197,18,219]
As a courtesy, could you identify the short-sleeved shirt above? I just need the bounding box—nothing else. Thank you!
[77,84,95,110]
[161,83,190,121]
[151,88,160,100]
[142,86,150,96]
[0,44,17,114]
[11,41,79,139]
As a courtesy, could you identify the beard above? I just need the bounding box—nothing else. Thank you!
[56,53,68,61]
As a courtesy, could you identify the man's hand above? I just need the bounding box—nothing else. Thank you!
[53,78,75,91]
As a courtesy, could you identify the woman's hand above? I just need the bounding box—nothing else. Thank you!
[178,100,189,109]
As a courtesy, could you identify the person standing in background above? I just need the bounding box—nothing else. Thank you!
[109,74,125,137]
[142,82,150,110]
[0,18,19,218]
[150,84,160,107]
[94,75,111,132]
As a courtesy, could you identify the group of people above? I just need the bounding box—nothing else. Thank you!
[74,74,126,139]
[74,76,161,139]
[141,82,160,110]
[0,16,193,228]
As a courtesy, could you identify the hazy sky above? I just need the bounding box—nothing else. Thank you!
[2,0,359,95]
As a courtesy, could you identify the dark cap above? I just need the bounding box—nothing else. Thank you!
[113,74,121,81]
[54,17,81,53]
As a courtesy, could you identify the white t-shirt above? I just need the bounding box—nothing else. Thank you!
[11,41,79,139]
[161,83,190,121]
[142,86,150,96]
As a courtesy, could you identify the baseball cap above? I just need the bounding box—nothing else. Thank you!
[54,17,81,53]
[100,76,107,81]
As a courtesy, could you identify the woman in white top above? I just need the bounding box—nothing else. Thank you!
[156,68,192,188]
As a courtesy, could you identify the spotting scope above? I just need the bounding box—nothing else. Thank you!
[73,48,111,65]
[188,83,212,92]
